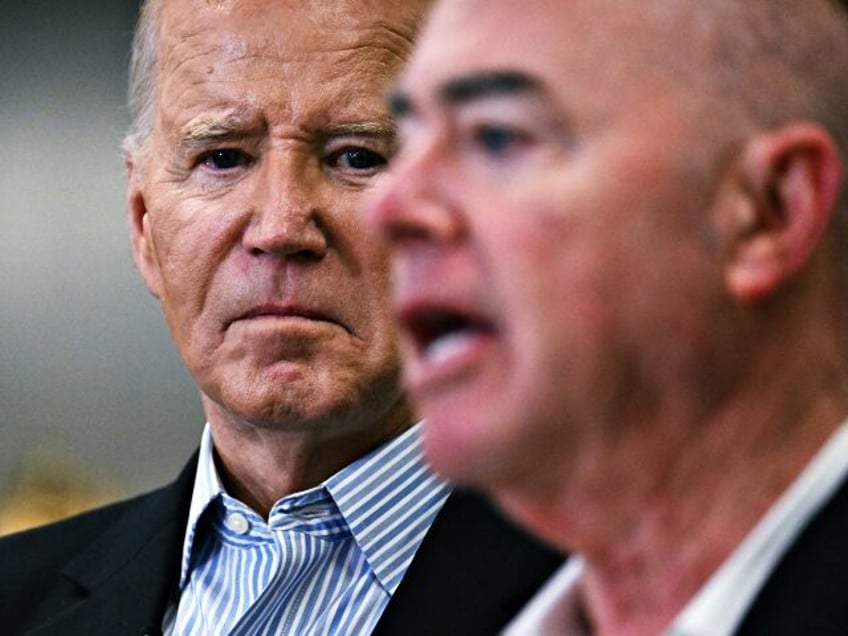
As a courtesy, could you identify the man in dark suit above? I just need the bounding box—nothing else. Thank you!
[368,0,848,633]
[0,1,561,634]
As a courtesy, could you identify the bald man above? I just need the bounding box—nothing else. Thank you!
[370,0,848,634]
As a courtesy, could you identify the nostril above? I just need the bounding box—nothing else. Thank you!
[385,222,439,245]
[248,244,325,262]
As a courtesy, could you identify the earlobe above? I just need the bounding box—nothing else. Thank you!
[127,160,163,299]
[724,123,842,302]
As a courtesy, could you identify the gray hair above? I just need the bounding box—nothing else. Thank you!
[647,0,848,227]
[122,0,160,166]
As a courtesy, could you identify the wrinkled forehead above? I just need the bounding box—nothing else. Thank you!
[157,0,424,75]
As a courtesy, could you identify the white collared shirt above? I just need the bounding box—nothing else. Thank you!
[162,423,451,635]
[504,419,848,636]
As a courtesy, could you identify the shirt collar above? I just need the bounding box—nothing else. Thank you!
[178,423,451,592]
[668,417,848,636]
[325,424,451,592]
[505,418,848,636]
[503,557,588,636]
[177,424,225,588]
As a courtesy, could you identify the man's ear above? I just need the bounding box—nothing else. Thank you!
[723,123,843,302]
[126,158,163,299]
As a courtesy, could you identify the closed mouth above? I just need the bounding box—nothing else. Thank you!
[229,304,351,334]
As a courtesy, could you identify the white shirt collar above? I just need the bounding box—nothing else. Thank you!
[504,418,848,636]
[502,556,588,636]
[669,418,848,636]
[177,422,451,592]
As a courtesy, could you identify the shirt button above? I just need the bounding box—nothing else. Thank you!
[226,512,251,534]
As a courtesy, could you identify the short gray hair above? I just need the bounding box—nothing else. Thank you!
[122,0,160,165]
[647,0,848,227]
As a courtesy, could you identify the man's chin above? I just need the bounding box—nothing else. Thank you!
[421,407,506,482]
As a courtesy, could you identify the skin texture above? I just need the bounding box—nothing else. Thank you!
[127,0,429,514]
[367,0,848,633]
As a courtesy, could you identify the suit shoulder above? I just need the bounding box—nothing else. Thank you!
[0,486,174,574]
[0,452,197,560]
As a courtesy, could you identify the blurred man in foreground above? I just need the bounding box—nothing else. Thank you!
[369,0,848,633]
[0,1,561,634]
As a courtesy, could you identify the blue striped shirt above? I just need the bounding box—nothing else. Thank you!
[162,424,450,635]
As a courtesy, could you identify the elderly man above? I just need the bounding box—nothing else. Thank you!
[369,0,848,634]
[0,1,561,634]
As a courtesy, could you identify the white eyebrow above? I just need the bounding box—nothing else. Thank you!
[178,109,265,146]
[322,120,396,139]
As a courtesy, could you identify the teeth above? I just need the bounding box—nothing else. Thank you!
[425,330,476,366]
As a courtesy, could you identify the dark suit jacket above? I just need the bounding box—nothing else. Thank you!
[735,474,848,635]
[0,454,562,635]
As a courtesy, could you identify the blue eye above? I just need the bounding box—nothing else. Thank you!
[202,149,249,170]
[476,124,522,156]
[333,148,387,171]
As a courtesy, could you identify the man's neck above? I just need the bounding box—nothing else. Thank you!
[500,389,848,635]
[203,397,415,517]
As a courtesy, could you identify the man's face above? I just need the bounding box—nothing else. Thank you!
[369,0,731,493]
[130,0,422,434]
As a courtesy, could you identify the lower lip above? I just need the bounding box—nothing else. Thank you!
[406,329,496,398]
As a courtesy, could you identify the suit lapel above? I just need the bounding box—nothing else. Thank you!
[24,463,561,635]
[736,474,848,635]
[372,489,564,636]
[27,455,197,636]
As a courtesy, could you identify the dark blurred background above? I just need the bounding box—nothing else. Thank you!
[0,0,202,533]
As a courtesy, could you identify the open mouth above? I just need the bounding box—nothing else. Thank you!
[404,307,495,366]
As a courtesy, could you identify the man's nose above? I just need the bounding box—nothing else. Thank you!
[365,139,463,248]
[242,152,329,260]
